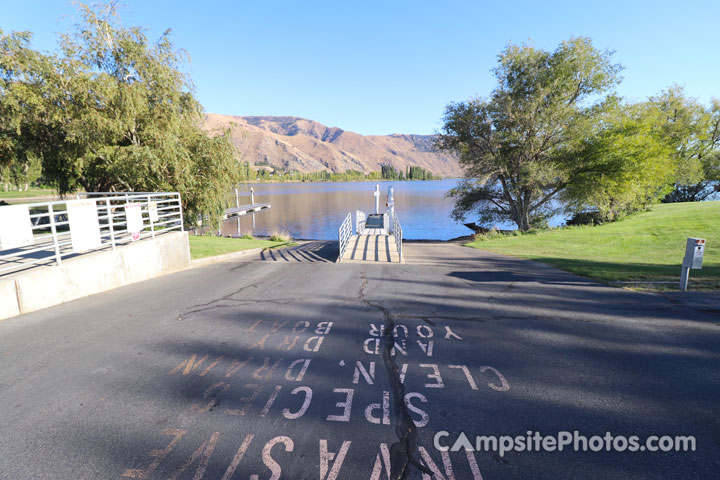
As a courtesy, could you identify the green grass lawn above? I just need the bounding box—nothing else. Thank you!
[188,235,292,260]
[466,201,720,290]
[0,188,59,200]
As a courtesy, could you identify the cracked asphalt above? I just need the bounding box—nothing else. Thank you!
[0,241,719,479]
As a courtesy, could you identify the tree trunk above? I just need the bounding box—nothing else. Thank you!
[512,200,531,231]
[517,215,530,231]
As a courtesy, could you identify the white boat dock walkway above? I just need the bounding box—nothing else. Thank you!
[336,184,404,263]
[341,233,400,262]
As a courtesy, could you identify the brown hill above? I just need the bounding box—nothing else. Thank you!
[202,114,461,177]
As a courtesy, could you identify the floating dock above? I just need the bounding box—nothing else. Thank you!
[221,188,270,236]
[222,202,270,220]
[337,186,403,263]
[224,187,270,220]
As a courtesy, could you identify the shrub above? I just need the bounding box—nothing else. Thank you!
[566,211,606,226]
[269,231,292,242]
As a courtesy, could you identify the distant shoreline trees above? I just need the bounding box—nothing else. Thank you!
[437,37,719,231]
[234,163,439,183]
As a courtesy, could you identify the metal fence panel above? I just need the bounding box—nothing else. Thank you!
[0,192,183,276]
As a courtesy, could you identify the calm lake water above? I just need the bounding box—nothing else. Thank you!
[220,179,473,240]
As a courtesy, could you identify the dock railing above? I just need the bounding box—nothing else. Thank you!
[0,192,183,276]
[356,210,366,234]
[392,212,403,263]
[337,212,352,263]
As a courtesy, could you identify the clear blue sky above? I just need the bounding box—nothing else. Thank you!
[3,1,719,135]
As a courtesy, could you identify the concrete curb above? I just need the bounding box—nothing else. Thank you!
[0,231,190,321]
[190,248,264,268]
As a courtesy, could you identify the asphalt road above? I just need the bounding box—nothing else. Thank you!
[1,241,719,479]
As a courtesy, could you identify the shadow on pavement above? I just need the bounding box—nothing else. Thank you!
[259,241,338,263]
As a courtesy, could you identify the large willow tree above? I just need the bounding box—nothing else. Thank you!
[652,87,720,203]
[437,38,626,230]
[0,3,237,225]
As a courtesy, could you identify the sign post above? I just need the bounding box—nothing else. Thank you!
[374,184,380,214]
[680,237,705,291]
[386,186,395,233]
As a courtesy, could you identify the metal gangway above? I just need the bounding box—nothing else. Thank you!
[219,187,271,236]
[337,185,403,263]
[224,188,270,221]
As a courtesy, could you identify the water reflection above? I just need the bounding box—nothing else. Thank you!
[220,179,472,240]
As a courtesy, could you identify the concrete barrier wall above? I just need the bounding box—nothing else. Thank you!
[0,231,190,321]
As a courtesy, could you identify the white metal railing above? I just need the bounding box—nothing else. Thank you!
[337,212,352,263]
[0,192,183,276]
[356,210,366,234]
[392,212,403,263]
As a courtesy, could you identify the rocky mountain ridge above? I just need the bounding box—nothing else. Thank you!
[202,114,462,177]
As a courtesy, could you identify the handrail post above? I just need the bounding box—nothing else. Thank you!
[106,198,116,250]
[147,195,155,239]
[338,227,343,263]
[337,212,352,262]
[177,193,184,232]
[393,212,403,263]
[48,204,62,266]
[399,225,403,263]
[250,188,256,231]
[234,188,241,236]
